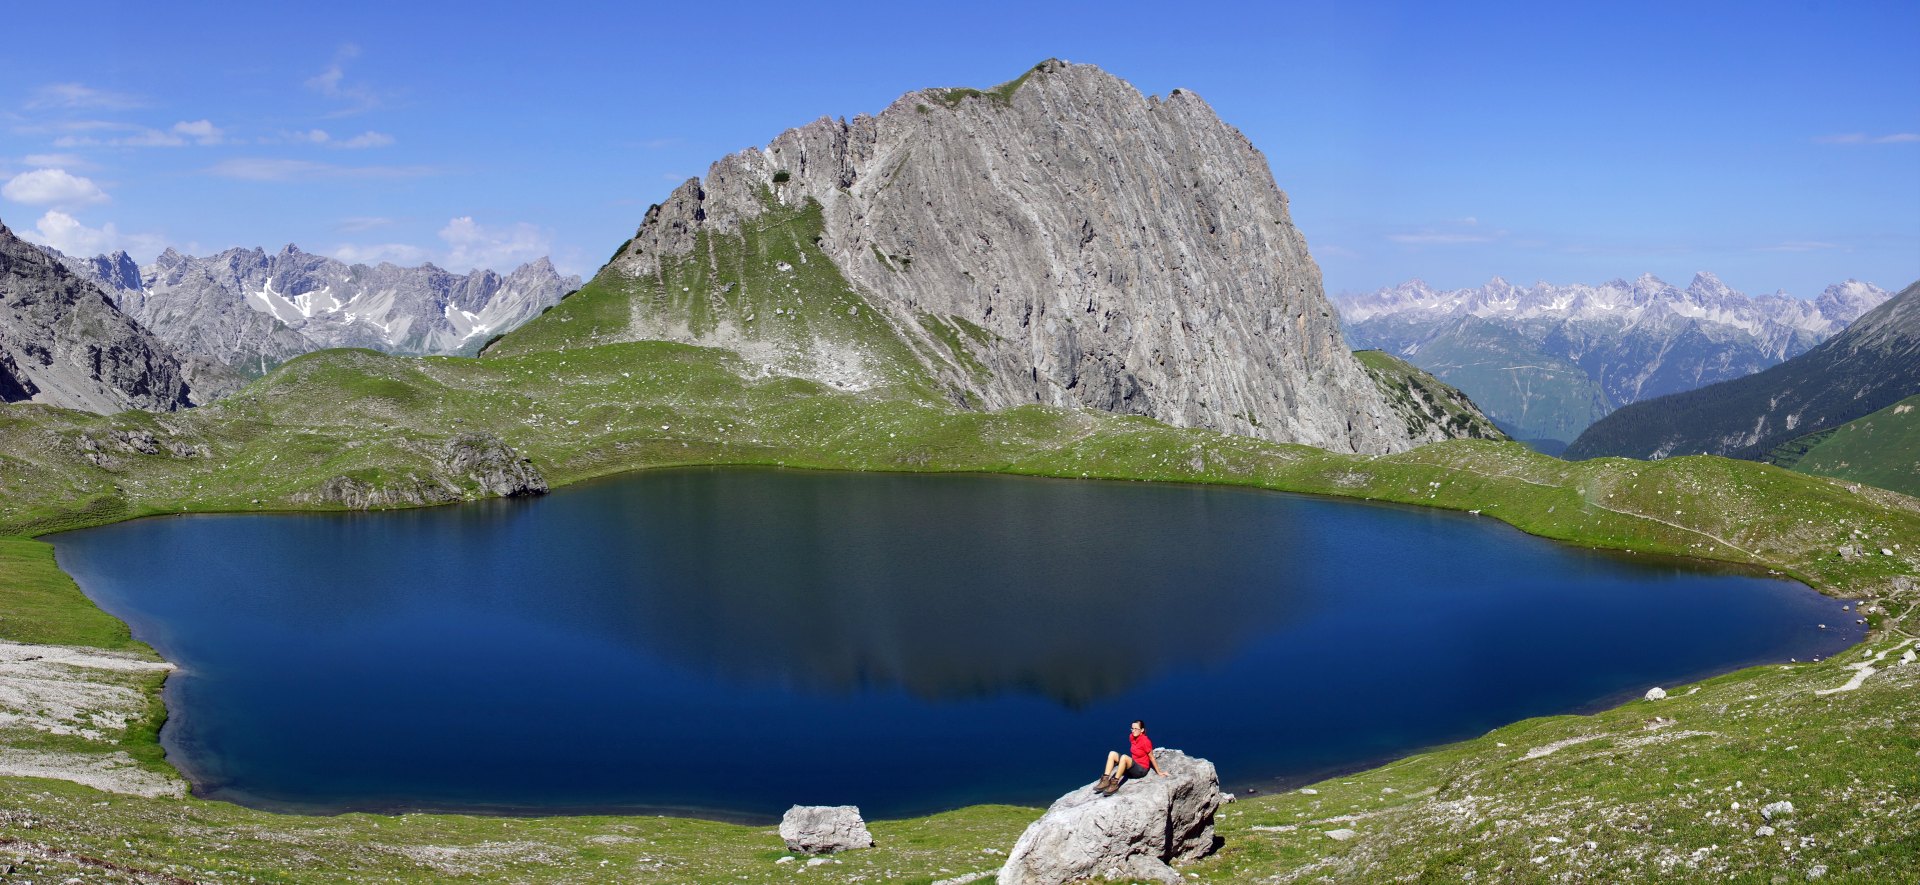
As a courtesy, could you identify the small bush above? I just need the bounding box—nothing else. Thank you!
[772,170,791,184]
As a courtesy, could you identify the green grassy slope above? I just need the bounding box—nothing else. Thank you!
[1353,349,1507,442]
[1767,393,1920,498]
[0,337,1917,880]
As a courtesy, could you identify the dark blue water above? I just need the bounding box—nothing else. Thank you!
[51,468,1861,820]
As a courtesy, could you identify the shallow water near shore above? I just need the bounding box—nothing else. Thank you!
[51,467,1862,820]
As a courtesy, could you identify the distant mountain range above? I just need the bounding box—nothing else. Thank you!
[1336,273,1890,449]
[0,219,233,412]
[1566,279,1920,462]
[49,245,579,376]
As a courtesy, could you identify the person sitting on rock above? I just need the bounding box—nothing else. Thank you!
[1097,719,1161,794]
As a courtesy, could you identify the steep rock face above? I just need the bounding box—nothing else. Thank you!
[1338,274,1891,445]
[604,60,1417,453]
[0,219,199,413]
[1566,280,1920,461]
[60,245,579,375]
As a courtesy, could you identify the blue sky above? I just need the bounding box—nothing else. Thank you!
[2,1,1914,297]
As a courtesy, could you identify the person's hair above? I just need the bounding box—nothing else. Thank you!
[1132,720,1146,731]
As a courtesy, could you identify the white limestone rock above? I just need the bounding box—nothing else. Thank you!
[997,748,1221,885]
[778,805,874,854]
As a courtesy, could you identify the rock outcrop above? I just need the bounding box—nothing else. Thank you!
[598,60,1434,454]
[438,432,548,497]
[998,748,1222,885]
[0,218,208,413]
[296,434,546,509]
[778,805,874,854]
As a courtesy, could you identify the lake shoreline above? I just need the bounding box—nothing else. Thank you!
[42,463,1869,823]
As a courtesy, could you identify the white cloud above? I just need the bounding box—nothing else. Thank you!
[207,157,439,181]
[46,120,222,148]
[1815,132,1920,145]
[331,242,429,265]
[1387,217,1505,246]
[439,217,552,272]
[17,210,167,259]
[25,83,144,111]
[3,168,109,207]
[21,153,91,170]
[305,44,381,116]
[171,119,224,145]
[335,131,393,149]
[281,129,395,149]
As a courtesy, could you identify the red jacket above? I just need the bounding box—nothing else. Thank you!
[1129,732,1154,770]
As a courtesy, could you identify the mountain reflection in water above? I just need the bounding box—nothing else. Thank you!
[50,467,1860,819]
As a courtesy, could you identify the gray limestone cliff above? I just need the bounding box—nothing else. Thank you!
[0,219,208,413]
[600,60,1426,453]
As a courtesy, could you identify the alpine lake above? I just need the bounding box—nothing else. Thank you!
[50,467,1863,821]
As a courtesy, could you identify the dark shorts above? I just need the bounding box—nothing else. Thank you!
[1118,755,1151,778]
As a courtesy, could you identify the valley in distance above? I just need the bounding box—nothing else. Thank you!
[0,57,1916,885]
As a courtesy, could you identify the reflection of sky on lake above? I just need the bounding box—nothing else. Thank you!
[52,468,1862,819]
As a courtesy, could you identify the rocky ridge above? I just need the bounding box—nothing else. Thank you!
[1337,274,1890,445]
[53,245,579,375]
[0,219,225,413]
[597,60,1429,454]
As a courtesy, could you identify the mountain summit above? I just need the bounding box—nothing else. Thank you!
[508,60,1441,453]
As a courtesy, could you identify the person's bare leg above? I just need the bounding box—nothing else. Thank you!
[1105,751,1122,777]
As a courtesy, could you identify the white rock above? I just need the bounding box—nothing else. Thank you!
[1761,800,1795,821]
[1755,826,1775,837]
[998,748,1221,885]
[779,805,874,854]
[1808,863,1828,880]
[1644,687,1668,700]
[1299,787,1318,795]
[1324,828,1358,841]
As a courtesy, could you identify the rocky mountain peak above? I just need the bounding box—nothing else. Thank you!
[598,60,1428,453]
[1688,271,1735,300]
[50,241,579,373]
[0,217,211,412]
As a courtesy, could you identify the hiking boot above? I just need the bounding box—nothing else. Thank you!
[1101,776,1123,795]
[1094,775,1114,793]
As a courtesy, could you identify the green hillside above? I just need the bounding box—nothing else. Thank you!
[1767,393,1920,498]
[1352,349,1507,442]
[3,336,1919,881]
[1,202,1915,882]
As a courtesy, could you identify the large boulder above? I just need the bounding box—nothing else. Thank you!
[778,804,874,854]
[998,748,1222,885]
